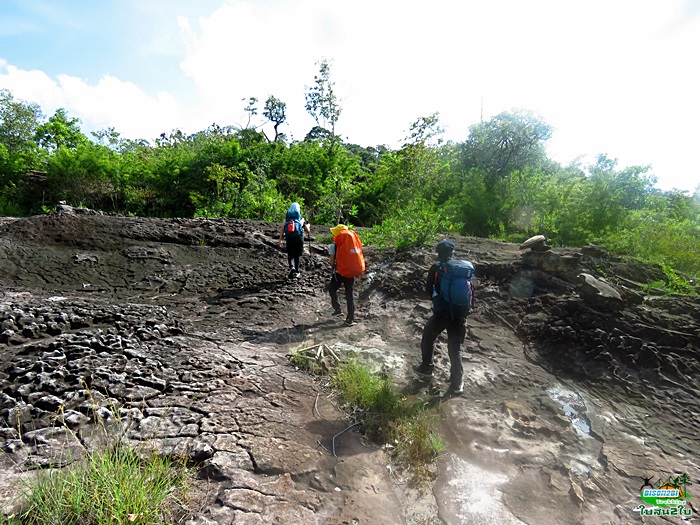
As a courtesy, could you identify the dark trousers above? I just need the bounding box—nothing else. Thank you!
[329,273,355,321]
[286,237,304,271]
[421,312,466,388]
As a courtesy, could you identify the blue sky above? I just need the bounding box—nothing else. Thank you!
[1,0,699,193]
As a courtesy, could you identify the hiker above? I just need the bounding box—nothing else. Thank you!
[328,224,365,327]
[413,239,474,394]
[279,202,310,279]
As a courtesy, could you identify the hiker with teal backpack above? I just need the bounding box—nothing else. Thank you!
[413,240,475,394]
[279,202,310,279]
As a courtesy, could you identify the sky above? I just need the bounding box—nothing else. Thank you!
[1,0,699,193]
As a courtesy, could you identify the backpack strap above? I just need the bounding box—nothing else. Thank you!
[437,261,456,321]
[433,262,446,294]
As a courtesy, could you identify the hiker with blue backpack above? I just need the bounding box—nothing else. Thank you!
[413,239,475,394]
[279,202,310,279]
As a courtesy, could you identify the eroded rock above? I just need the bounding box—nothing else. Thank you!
[0,213,697,525]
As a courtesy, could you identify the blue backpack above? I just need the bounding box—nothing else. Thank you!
[284,211,304,239]
[436,260,474,312]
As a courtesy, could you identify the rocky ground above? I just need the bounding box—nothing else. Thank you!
[0,206,698,524]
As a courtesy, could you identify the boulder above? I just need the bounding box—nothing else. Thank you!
[577,273,623,310]
[520,235,551,252]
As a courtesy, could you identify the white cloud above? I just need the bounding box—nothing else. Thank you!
[0,61,62,109]
[0,0,698,191]
[0,61,183,139]
[56,75,183,139]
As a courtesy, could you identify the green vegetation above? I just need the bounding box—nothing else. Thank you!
[1,60,698,281]
[3,444,191,525]
[291,347,443,469]
[641,263,696,298]
[333,358,445,467]
[2,391,192,525]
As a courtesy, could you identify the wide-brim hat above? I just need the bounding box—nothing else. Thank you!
[330,224,348,236]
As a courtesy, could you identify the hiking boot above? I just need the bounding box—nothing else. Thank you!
[287,269,296,279]
[344,319,356,326]
[413,363,434,378]
[332,308,343,316]
[448,379,464,394]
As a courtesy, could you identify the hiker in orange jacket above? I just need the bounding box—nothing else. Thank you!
[328,224,365,327]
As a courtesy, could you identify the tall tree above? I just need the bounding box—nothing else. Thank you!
[242,97,259,129]
[304,59,342,141]
[263,95,287,142]
[579,154,655,234]
[35,108,87,151]
[405,112,444,146]
[462,109,552,191]
[356,114,452,249]
[0,89,43,156]
[453,109,553,236]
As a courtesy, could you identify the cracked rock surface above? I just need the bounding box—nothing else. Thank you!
[1,209,698,524]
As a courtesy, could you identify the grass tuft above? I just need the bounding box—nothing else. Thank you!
[292,350,444,471]
[3,444,190,525]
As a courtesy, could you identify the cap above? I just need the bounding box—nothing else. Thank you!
[436,239,455,256]
[330,224,348,236]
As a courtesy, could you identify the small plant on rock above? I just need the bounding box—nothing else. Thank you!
[660,263,696,295]
[5,443,191,525]
[333,358,443,469]
[290,346,444,472]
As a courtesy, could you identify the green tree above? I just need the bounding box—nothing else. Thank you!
[0,89,43,156]
[263,95,287,142]
[359,114,453,249]
[46,141,120,210]
[134,129,201,216]
[304,59,342,142]
[406,112,444,146]
[313,161,358,225]
[190,162,242,218]
[237,166,287,221]
[443,166,497,237]
[35,108,88,151]
[647,187,700,223]
[577,154,655,236]
[501,164,563,238]
[0,90,48,213]
[276,139,331,208]
[602,209,700,278]
[114,139,158,215]
[92,127,123,150]
[362,115,445,220]
[455,109,553,236]
[462,109,552,192]
[242,97,259,129]
[0,142,23,215]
